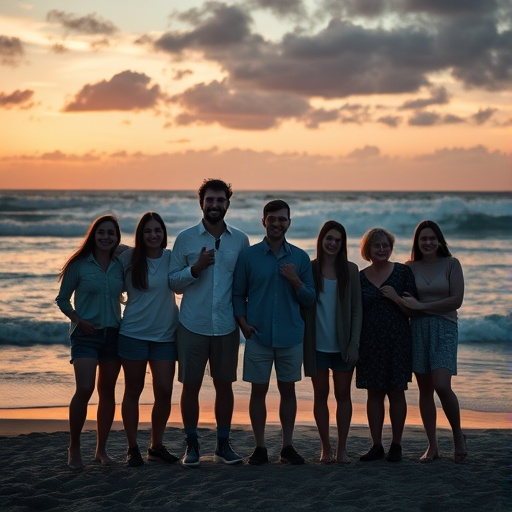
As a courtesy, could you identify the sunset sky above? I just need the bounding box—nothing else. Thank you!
[1,0,511,191]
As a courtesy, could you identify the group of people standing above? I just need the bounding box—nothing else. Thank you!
[56,179,466,470]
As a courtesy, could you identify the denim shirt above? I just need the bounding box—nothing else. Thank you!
[233,239,315,348]
[56,253,124,335]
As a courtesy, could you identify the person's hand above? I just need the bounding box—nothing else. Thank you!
[77,319,96,335]
[400,292,423,310]
[191,247,215,276]
[346,344,359,365]
[241,324,256,340]
[380,285,400,303]
[279,263,302,291]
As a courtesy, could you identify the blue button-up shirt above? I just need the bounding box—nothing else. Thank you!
[233,239,315,348]
[169,221,250,336]
[55,253,124,334]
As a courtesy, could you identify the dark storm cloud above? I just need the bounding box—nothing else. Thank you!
[323,0,502,17]
[46,10,118,35]
[0,89,34,109]
[155,3,254,54]
[321,0,388,18]
[171,79,309,130]
[403,0,497,15]
[247,0,306,17]
[63,71,164,112]
[153,2,511,99]
[0,35,24,66]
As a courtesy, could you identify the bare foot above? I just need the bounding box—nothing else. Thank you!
[94,452,116,465]
[335,451,352,464]
[419,447,439,463]
[67,447,84,470]
[319,448,334,464]
[453,433,467,464]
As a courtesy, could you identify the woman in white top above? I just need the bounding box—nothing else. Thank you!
[118,212,180,467]
[303,220,362,463]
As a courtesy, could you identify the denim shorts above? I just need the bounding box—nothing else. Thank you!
[118,333,178,361]
[316,350,353,373]
[70,327,119,363]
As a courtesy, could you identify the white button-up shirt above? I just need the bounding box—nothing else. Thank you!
[169,221,249,336]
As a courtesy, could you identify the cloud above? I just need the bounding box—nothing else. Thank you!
[173,69,194,80]
[153,2,512,99]
[39,150,100,161]
[323,0,504,18]
[0,89,34,109]
[408,111,441,126]
[347,145,381,159]
[2,145,510,191]
[46,10,118,36]
[0,35,24,66]
[63,71,165,112]
[50,42,68,54]
[377,115,402,127]
[403,0,499,16]
[339,103,372,124]
[304,108,340,128]
[414,144,504,164]
[171,79,309,130]
[400,86,450,110]
[442,114,464,124]
[155,3,254,55]
[471,107,497,125]
[247,0,306,18]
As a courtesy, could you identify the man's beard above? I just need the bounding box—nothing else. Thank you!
[204,208,226,224]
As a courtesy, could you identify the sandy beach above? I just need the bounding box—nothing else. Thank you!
[1,398,510,512]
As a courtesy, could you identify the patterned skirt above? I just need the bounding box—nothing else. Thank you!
[411,315,458,375]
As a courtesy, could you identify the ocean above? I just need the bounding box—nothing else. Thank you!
[0,190,510,415]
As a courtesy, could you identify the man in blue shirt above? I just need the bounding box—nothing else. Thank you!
[233,199,315,465]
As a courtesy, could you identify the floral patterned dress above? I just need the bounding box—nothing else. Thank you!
[356,263,417,390]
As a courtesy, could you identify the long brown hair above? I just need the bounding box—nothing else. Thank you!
[130,212,167,290]
[411,220,451,261]
[313,220,349,301]
[58,215,121,281]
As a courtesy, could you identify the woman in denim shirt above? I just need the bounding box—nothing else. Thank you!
[56,215,124,469]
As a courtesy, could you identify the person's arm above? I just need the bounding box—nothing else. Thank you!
[380,264,418,316]
[168,235,198,293]
[280,252,316,307]
[232,250,256,339]
[402,258,464,314]
[346,263,362,365]
[55,261,96,334]
[380,285,415,315]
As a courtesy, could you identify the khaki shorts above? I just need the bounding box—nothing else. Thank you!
[176,323,240,383]
[243,338,302,383]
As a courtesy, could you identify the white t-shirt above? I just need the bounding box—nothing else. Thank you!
[119,248,179,342]
[315,277,339,353]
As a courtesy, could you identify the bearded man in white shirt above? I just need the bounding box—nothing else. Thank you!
[169,179,249,466]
